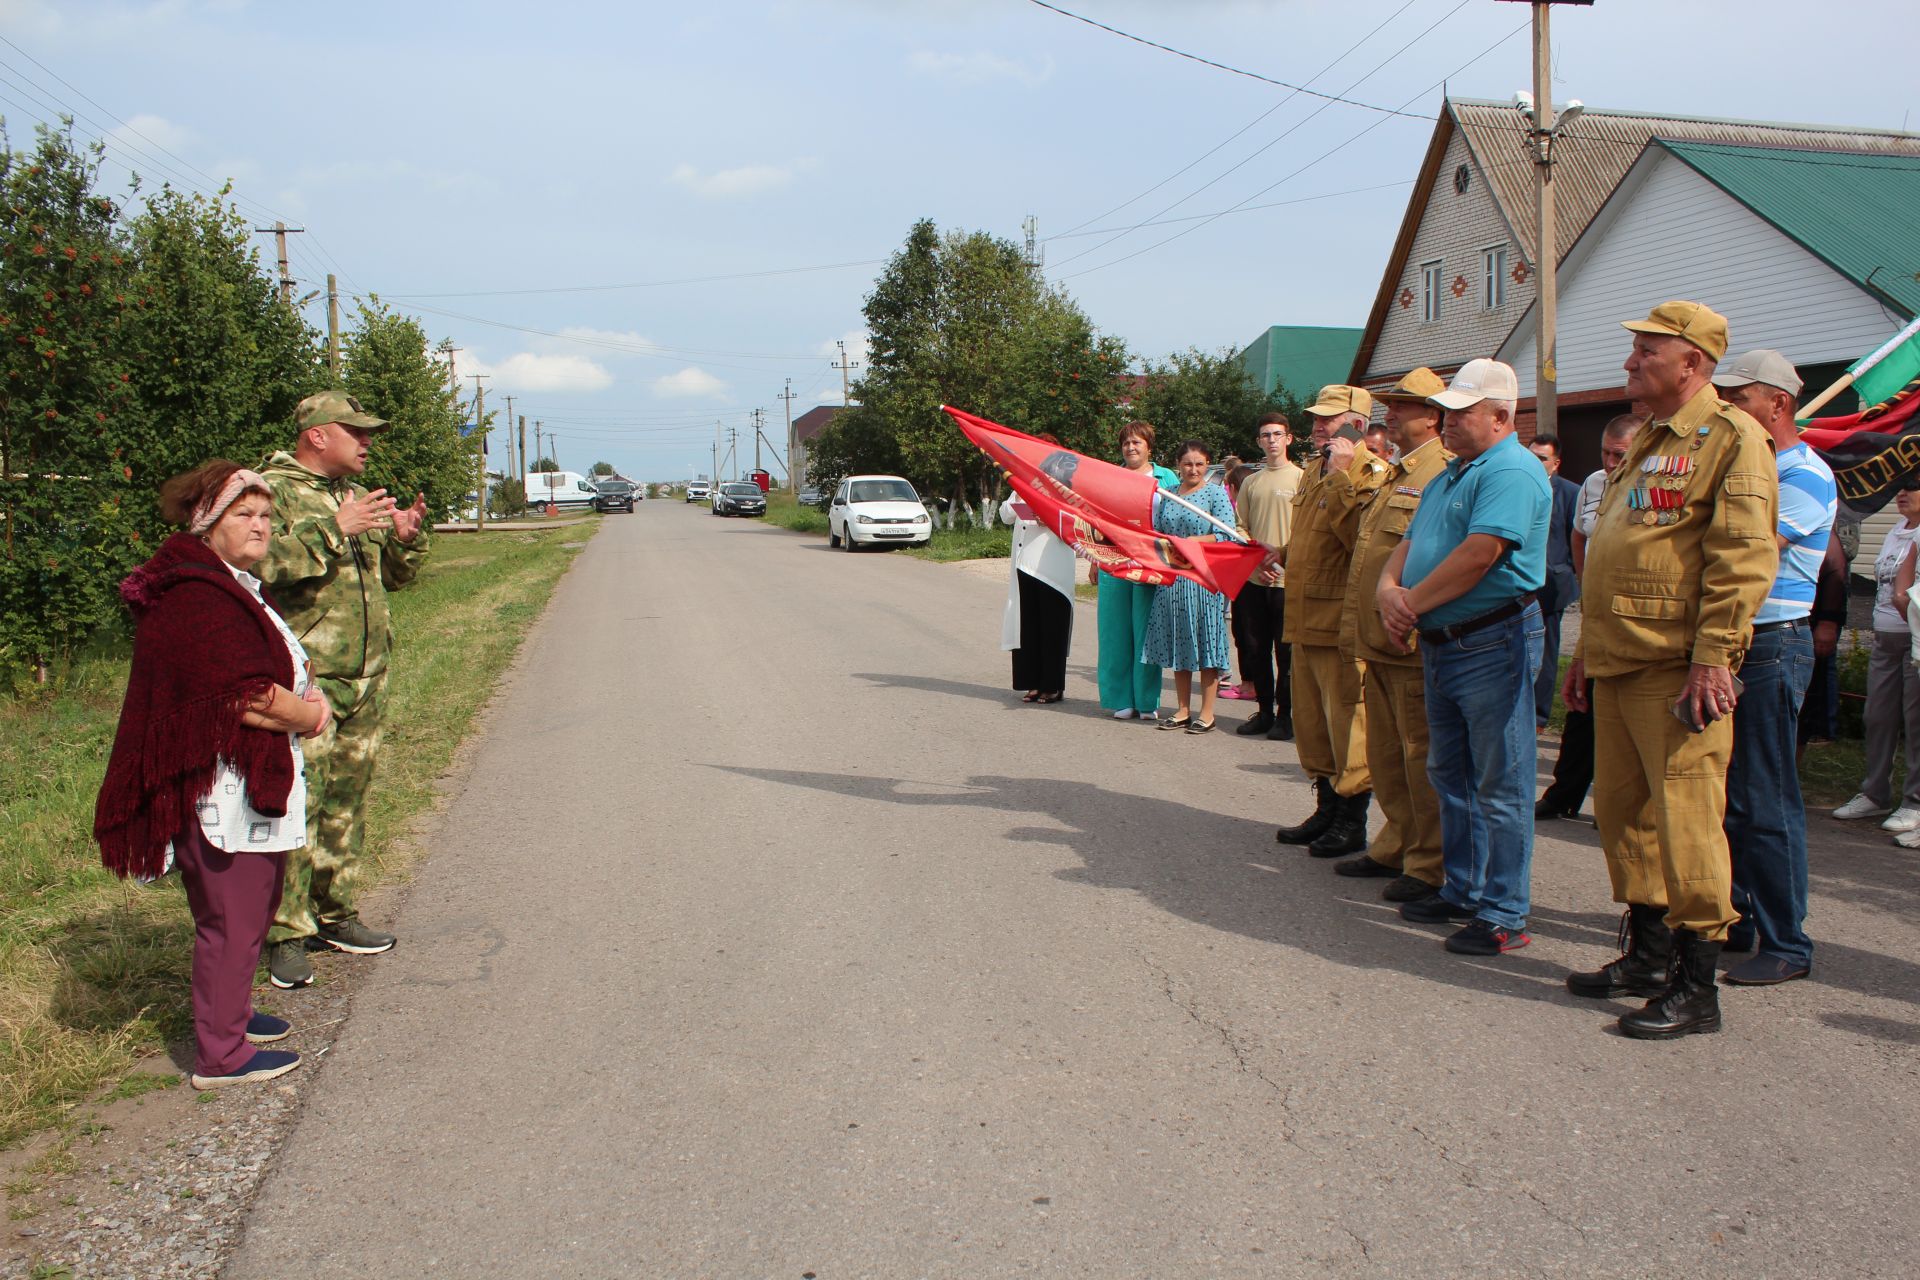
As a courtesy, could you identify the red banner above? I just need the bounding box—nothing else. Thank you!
[943,405,1271,597]
[1800,382,1920,518]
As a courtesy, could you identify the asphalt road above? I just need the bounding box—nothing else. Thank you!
[229,501,1920,1279]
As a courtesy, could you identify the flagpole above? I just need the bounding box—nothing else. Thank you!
[1797,313,1920,422]
[1158,486,1252,544]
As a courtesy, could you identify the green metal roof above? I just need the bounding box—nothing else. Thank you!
[1659,140,1920,319]
[1238,325,1365,400]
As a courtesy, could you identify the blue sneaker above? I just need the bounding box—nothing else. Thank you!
[191,1049,301,1091]
[245,1012,292,1044]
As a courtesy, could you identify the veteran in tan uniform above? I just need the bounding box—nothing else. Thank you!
[1330,369,1454,901]
[1562,302,1779,1041]
[1274,385,1391,856]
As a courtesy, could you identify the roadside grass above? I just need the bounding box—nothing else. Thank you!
[0,525,587,1149]
[905,524,1012,563]
[762,489,829,535]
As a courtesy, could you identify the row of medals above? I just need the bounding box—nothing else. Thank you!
[1628,454,1693,525]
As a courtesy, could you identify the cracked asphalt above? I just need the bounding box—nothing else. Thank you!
[228,502,1920,1278]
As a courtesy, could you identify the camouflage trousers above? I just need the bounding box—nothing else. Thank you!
[268,669,386,943]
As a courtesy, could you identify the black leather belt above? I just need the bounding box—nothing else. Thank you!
[1751,618,1807,635]
[1419,593,1538,646]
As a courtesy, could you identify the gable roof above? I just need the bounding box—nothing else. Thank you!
[1351,97,1920,380]
[1238,325,1364,400]
[792,405,845,444]
[1656,141,1920,318]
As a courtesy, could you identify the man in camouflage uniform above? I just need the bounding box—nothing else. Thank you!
[258,391,430,989]
[1273,385,1391,857]
[1331,368,1453,902]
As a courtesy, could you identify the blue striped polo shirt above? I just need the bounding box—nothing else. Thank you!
[1759,442,1836,625]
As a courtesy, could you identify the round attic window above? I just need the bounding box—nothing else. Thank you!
[1453,164,1471,195]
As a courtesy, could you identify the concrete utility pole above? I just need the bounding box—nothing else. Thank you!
[469,373,489,531]
[326,274,341,378]
[503,395,517,478]
[778,378,798,492]
[1503,0,1590,439]
[254,221,303,306]
[518,415,528,484]
[833,340,860,405]
[752,408,763,472]
[713,421,721,485]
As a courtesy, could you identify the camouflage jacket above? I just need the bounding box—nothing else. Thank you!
[256,452,430,694]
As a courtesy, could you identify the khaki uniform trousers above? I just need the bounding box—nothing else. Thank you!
[269,669,386,943]
[1363,661,1442,886]
[1292,642,1370,797]
[1591,663,1737,939]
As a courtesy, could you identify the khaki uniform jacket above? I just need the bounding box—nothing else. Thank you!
[257,452,432,698]
[1234,458,1304,587]
[1342,437,1455,666]
[1576,385,1778,677]
[1282,446,1391,645]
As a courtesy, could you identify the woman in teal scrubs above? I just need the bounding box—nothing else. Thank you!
[1094,420,1177,719]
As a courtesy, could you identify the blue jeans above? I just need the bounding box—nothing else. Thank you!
[1422,603,1545,932]
[1725,622,1815,966]
[1534,608,1565,727]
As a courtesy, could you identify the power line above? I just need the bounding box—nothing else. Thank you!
[382,258,887,301]
[1049,0,1426,241]
[380,299,834,368]
[1024,0,1432,119]
[1060,19,1530,281]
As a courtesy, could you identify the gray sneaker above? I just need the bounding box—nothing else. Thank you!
[315,918,396,955]
[268,939,314,989]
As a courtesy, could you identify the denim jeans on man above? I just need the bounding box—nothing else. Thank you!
[1422,602,1545,931]
[1725,621,1816,966]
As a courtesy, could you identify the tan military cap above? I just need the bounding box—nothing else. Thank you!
[1374,367,1448,402]
[1304,384,1376,418]
[296,390,389,433]
[1621,301,1730,363]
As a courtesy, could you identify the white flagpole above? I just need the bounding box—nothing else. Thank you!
[1158,485,1252,543]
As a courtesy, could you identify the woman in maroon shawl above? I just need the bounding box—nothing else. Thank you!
[94,460,332,1089]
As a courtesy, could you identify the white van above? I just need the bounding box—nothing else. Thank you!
[525,471,597,509]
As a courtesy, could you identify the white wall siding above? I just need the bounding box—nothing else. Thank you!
[1504,151,1906,396]
[1366,128,1533,381]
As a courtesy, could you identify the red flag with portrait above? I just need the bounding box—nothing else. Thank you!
[943,405,1269,596]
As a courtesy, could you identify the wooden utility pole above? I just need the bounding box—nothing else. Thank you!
[253,222,303,306]
[832,339,860,405]
[1531,3,1558,439]
[326,274,341,378]
[778,378,798,492]
[502,395,517,478]
[518,414,528,484]
[469,373,489,531]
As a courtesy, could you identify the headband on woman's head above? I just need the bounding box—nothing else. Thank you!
[188,468,270,535]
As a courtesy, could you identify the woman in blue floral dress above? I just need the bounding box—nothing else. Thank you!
[1144,439,1238,733]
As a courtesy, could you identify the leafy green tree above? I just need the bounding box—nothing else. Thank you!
[339,299,473,521]
[531,456,558,472]
[0,123,140,675]
[589,459,614,476]
[121,186,325,502]
[1129,347,1303,467]
[846,218,1128,525]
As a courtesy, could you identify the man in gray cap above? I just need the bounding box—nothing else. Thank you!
[1711,350,1833,987]
[257,391,431,988]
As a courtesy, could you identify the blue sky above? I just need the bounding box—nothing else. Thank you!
[2,0,1915,481]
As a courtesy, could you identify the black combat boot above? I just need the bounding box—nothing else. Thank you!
[1267,709,1294,741]
[1566,904,1672,999]
[1618,930,1722,1040]
[1236,708,1275,736]
[1308,790,1371,858]
[1276,778,1337,845]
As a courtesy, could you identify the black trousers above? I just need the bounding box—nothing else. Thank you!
[1542,678,1595,808]
[1010,571,1072,693]
[1232,581,1291,715]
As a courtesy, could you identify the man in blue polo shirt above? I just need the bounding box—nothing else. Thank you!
[1377,359,1551,955]
[1713,349,1833,987]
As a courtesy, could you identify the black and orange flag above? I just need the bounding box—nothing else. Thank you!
[944,405,1271,597]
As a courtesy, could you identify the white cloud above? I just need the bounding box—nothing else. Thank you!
[668,159,815,199]
[817,329,871,361]
[907,50,1054,87]
[550,326,662,356]
[653,367,728,399]
[465,350,614,393]
[106,112,193,156]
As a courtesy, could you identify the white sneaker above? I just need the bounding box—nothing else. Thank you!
[1884,807,1920,833]
[1833,794,1893,821]
[1112,708,1137,720]
[1896,827,1920,849]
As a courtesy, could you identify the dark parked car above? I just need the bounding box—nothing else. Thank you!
[712,481,767,517]
[798,486,823,506]
[592,479,636,513]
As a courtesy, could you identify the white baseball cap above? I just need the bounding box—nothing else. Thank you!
[1429,358,1520,410]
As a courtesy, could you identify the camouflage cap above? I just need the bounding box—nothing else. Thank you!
[295,390,389,434]
[1304,384,1376,418]
[1621,301,1729,363]
[1374,367,1448,402]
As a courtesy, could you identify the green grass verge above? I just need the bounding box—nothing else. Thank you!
[0,525,587,1148]
[762,489,829,535]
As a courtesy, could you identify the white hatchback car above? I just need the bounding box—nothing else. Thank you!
[827,474,934,550]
